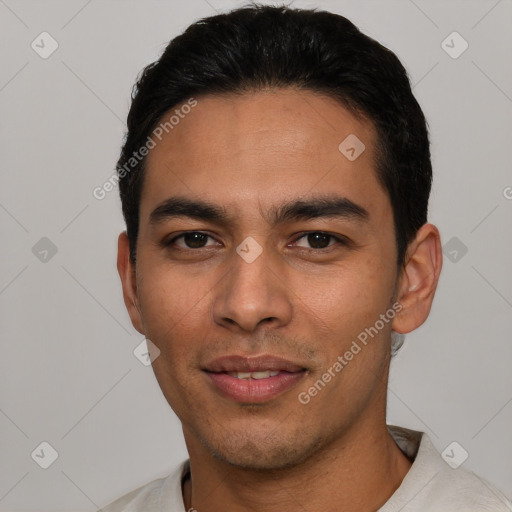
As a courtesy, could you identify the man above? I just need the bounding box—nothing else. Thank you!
[100,5,511,511]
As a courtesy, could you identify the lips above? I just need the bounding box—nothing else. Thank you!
[203,355,306,403]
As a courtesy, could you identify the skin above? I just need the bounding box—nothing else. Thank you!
[118,89,443,511]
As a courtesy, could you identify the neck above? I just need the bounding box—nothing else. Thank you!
[182,418,412,512]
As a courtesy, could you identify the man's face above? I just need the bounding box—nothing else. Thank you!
[130,89,401,469]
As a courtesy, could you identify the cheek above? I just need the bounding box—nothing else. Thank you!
[300,267,394,406]
[296,256,394,339]
[136,263,211,358]
[139,257,196,315]
[138,266,209,414]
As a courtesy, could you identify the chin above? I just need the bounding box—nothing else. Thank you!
[200,424,327,472]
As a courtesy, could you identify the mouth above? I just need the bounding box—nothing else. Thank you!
[203,355,307,404]
[225,370,282,379]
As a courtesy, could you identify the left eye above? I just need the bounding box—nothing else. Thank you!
[292,232,344,250]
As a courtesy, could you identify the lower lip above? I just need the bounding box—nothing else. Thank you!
[205,371,305,403]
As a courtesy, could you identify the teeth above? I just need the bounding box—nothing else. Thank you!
[228,370,281,380]
[252,371,272,379]
[234,372,252,379]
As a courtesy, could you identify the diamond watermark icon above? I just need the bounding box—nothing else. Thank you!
[31,32,59,59]
[32,237,58,263]
[338,134,365,161]
[134,338,161,366]
[236,236,263,263]
[441,31,468,59]
[441,441,469,469]
[443,236,468,263]
[31,441,59,469]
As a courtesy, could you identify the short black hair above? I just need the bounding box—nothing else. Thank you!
[117,4,432,267]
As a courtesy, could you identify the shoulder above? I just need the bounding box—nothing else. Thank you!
[426,468,512,511]
[97,461,189,512]
[382,426,512,512]
[412,463,512,511]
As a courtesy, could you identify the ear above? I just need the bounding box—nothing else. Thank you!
[117,231,145,334]
[392,223,443,334]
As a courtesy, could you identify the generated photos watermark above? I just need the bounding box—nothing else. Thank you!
[93,97,198,200]
[298,301,403,405]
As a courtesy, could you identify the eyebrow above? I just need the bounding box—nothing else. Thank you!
[149,195,369,227]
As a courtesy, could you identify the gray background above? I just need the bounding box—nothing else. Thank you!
[1,0,511,510]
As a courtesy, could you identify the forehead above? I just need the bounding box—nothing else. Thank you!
[141,89,388,220]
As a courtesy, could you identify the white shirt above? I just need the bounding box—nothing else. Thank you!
[99,426,512,511]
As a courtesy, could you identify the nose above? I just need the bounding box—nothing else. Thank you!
[212,243,293,333]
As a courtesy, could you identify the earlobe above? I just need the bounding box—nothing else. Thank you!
[117,232,145,334]
[392,223,443,334]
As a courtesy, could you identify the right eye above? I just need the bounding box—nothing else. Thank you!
[165,232,221,250]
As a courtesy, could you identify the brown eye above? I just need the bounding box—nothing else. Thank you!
[307,232,331,249]
[169,232,218,249]
[185,233,208,248]
[294,232,343,250]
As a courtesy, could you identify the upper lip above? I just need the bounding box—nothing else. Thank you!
[203,355,305,373]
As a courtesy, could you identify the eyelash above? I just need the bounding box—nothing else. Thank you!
[164,231,349,251]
